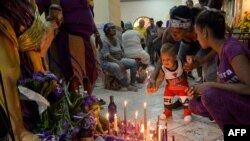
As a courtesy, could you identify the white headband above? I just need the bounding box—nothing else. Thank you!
[204,6,221,13]
[170,18,192,28]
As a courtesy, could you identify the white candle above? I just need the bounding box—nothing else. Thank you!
[144,102,147,140]
[106,113,110,134]
[144,102,147,131]
[146,121,150,141]
[135,111,138,135]
[114,114,118,132]
[124,100,127,128]
[146,70,150,79]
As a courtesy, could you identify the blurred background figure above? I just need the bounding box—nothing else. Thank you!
[186,0,194,8]
[134,19,147,50]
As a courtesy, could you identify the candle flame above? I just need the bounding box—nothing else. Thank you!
[114,114,117,118]
[106,113,109,119]
[124,101,127,106]
[144,102,147,108]
[140,124,144,133]
[135,111,138,118]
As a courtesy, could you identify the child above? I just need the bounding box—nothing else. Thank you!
[147,43,192,122]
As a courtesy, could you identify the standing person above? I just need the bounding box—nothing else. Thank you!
[100,23,138,92]
[0,0,61,140]
[153,20,164,58]
[122,22,150,68]
[148,6,216,86]
[134,19,147,50]
[187,5,250,132]
[36,0,102,94]
[147,43,192,122]
[146,18,158,65]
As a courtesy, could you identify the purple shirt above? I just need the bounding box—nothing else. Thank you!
[36,0,94,36]
[217,37,250,83]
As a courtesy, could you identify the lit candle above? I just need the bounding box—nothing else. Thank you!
[146,121,150,141]
[114,114,118,132]
[146,70,150,79]
[144,102,147,140]
[124,101,127,134]
[135,111,138,135]
[106,113,110,134]
[140,124,144,139]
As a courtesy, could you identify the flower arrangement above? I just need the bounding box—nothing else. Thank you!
[18,72,114,140]
[238,11,250,33]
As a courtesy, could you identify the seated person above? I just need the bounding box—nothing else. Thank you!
[100,23,138,92]
[122,21,150,68]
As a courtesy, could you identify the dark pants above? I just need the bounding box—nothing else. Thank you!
[189,87,250,132]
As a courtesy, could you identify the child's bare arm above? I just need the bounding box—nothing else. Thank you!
[155,69,165,89]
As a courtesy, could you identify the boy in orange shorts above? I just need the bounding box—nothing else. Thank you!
[147,43,192,122]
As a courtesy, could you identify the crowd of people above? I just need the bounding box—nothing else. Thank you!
[0,0,249,140]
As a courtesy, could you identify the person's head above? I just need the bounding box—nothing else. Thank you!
[161,43,178,69]
[194,5,225,49]
[186,0,194,8]
[103,23,116,37]
[139,19,145,28]
[170,6,202,41]
[207,0,223,10]
[198,0,208,7]
[124,21,133,30]
[156,21,163,28]
[121,21,125,29]
[149,18,155,26]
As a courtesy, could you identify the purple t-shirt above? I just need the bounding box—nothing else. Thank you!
[217,37,250,83]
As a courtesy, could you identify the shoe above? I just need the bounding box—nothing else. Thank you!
[127,85,138,92]
[184,115,192,122]
[130,83,142,89]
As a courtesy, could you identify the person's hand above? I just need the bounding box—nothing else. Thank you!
[183,61,200,72]
[146,79,158,94]
[185,86,199,99]
[95,35,103,49]
[186,82,216,99]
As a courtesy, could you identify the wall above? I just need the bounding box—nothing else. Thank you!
[94,0,109,25]
[120,0,199,25]
[120,0,183,26]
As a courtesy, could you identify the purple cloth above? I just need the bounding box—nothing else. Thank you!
[189,37,250,132]
[217,37,250,83]
[202,88,250,132]
[36,0,98,84]
[36,0,94,36]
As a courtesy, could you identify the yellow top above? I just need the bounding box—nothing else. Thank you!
[133,26,147,38]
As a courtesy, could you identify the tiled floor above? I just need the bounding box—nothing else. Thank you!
[93,66,224,141]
